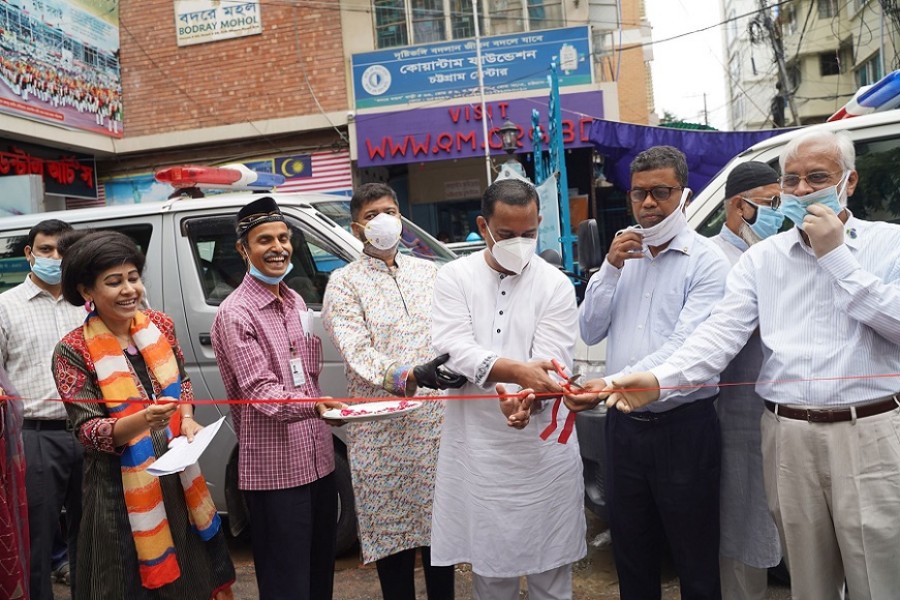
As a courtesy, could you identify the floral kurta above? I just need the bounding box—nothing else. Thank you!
[322,253,444,563]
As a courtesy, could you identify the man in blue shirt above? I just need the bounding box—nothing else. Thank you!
[578,146,730,599]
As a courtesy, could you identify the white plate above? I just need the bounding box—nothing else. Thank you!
[322,400,423,422]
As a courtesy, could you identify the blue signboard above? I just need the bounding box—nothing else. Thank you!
[352,26,592,110]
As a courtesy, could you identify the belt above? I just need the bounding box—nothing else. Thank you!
[22,419,70,431]
[625,394,717,422]
[764,395,900,423]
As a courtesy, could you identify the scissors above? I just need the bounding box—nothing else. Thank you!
[551,359,584,391]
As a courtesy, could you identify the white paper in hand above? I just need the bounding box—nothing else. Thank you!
[146,416,226,477]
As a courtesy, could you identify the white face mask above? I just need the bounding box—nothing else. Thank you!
[486,225,537,274]
[358,213,403,251]
[635,187,691,248]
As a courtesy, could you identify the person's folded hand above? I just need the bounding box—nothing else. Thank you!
[497,383,533,430]
[603,372,661,413]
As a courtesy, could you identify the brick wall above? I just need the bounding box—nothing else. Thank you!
[120,1,348,137]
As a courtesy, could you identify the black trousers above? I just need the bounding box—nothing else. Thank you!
[245,473,337,600]
[23,426,83,600]
[375,546,454,600]
[606,397,722,600]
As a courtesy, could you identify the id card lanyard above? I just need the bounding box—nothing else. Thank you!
[289,308,315,387]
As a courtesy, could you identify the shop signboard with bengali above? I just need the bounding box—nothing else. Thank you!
[174,0,262,47]
[351,26,593,110]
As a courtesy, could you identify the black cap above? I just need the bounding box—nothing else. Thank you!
[724,161,780,199]
[235,196,284,238]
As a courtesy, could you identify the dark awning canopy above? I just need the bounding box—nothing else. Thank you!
[589,119,790,193]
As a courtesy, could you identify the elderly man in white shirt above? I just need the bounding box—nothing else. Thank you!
[577,145,730,600]
[431,178,586,600]
[589,130,900,600]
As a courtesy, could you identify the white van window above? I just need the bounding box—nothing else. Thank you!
[852,136,900,224]
[0,234,29,294]
[184,215,353,308]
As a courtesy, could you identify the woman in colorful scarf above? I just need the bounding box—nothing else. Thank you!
[0,367,29,600]
[52,231,235,600]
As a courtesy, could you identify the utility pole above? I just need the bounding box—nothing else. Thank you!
[702,92,709,126]
[758,0,800,126]
[472,0,492,184]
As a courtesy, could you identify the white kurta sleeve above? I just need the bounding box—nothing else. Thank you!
[432,263,498,386]
[531,276,578,367]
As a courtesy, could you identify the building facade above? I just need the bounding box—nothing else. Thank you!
[342,0,654,241]
[723,0,899,129]
[0,0,656,233]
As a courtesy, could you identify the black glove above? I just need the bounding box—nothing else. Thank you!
[412,354,468,390]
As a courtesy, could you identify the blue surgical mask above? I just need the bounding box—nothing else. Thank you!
[781,173,848,229]
[31,256,62,285]
[741,199,785,240]
[249,260,293,285]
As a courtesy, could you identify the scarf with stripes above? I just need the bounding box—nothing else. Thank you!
[84,310,221,589]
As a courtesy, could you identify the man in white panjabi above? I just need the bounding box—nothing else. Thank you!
[430,179,586,600]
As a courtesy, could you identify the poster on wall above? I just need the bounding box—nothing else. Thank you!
[174,0,262,47]
[0,0,123,138]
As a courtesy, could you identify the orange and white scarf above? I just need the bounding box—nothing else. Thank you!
[84,310,221,589]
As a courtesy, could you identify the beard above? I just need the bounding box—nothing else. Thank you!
[738,220,762,246]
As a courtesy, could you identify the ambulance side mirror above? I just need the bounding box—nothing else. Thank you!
[576,219,603,271]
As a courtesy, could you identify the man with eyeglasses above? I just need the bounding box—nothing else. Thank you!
[712,162,784,600]
[578,146,731,599]
[585,130,900,600]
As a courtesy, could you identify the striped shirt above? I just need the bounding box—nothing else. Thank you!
[653,215,900,406]
[211,274,334,491]
[0,276,85,419]
[579,227,731,412]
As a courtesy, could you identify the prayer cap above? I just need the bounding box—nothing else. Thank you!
[235,196,284,238]
[724,161,780,199]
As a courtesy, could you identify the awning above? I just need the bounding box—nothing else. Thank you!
[589,119,789,193]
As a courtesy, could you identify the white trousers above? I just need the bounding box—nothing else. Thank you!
[761,406,900,600]
[719,554,767,600]
[472,564,573,600]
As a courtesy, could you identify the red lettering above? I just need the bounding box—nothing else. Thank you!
[562,120,575,144]
[409,134,430,157]
[435,133,453,153]
[390,137,411,158]
[498,102,509,120]
[448,107,462,124]
[487,127,503,150]
[456,131,477,152]
[365,137,389,160]
[579,118,593,142]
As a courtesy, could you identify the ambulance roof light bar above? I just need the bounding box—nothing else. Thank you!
[154,164,286,190]
[827,69,900,122]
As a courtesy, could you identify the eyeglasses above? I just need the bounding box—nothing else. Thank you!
[740,195,781,210]
[780,170,842,190]
[628,186,683,204]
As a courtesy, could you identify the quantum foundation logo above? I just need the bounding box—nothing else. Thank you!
[361,65,392,96]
